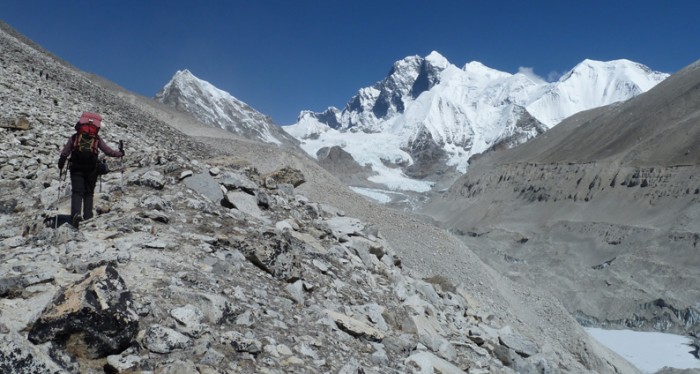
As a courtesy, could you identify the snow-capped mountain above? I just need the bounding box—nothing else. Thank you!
[283,52,668,193]
[155,69,297,146]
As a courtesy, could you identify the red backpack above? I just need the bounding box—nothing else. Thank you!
[70,112,102,171]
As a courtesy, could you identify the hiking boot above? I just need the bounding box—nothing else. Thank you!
[72,214,83,229]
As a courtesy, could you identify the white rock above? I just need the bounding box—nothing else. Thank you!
[178,170,193,180]
[405,351,464,374]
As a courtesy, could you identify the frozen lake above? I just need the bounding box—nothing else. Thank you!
[586,328,700,373]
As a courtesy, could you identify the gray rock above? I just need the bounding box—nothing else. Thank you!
[158,359,198,374]
[499,333,539,358]
[220,172,258,194]
[139,195,172,211]
[141,210,169,224]
[105,354,141,373]
[178,170,193,180]
[324,216,365,238]
[142,324,192,354]
[405,351,464,374]
[132,170,165,190]
[234,232,302,282]
[1,235,26,249]
[326,310,385,342]
[264,176,277,189]
[411,314,450,352]
[278,183,295,196]
[183,173,223,203]
[170,304,205,338]
[285,280,305,305]
[225,190,264,219]
[200,348,225,366]
[0,263,56,297]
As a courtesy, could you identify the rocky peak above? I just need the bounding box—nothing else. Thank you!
[156,69,299,147]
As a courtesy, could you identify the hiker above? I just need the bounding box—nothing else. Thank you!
[58,112,124,228]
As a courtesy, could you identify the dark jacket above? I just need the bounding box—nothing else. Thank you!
[59,133,123,171]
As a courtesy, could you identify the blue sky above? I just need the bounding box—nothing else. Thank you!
[2,1,698,125]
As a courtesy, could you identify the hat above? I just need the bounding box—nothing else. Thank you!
[78,112,102,127]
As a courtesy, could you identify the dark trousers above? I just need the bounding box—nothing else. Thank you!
[70,169,98,220]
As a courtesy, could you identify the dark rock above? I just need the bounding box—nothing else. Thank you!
[316,146,368,176]
[403,126,448,179]
[256,191,271,209]
[28,265,139,359]
[0,198,17,214]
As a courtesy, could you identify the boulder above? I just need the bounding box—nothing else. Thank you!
[499,333,539,358]
[220,172,258,194]
[224,191,264,219]
[234,232,302,282]
[28,265,139,358]
[264,167,305,187]
[324,216,365,239]
[183,173,223,203]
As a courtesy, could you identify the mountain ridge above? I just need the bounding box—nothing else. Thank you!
[283,52,668,197]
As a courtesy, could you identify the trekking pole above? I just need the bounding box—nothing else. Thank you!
[117,140,124,192]
[55,168,65,229]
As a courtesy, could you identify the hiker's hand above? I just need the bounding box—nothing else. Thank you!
[58,156,66,170]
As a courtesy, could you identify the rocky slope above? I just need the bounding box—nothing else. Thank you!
[425,59,700,338]
[0,20,638,373]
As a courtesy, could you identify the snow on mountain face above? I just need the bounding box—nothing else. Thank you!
[284,52,668,192]
[526,59,670,127]
[155,70,297,146]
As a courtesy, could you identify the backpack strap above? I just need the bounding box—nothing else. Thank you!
[90,135,98,153]
[73,133,99,154]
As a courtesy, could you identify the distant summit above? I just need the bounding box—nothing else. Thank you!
[283,53,668,195]
[155,70,298,147]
